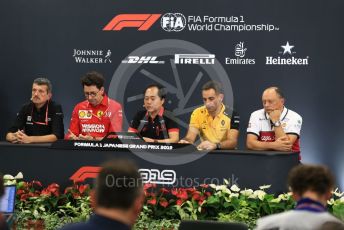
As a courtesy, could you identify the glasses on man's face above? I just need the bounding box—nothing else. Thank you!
[84,90,100,98]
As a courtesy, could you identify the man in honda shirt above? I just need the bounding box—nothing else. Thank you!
[246,87,302,154]
[66,71,122,140]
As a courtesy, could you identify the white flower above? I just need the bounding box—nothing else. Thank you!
[240,189,254,197]
[259,185,271,190]
[216,185,228,191]
[340,197,344,203]
[230,184,240,192]
[223,188,231,194]
[270,197,281,203]
[223,178,230,185]
[327,198,335,205]
[209,184,217,189]
[4,180,16,186]
[278,193,291,201]
[249,193,258,199]
[254,190,266,201]
[3,174,14,180]
[332,188,344,197]
[14,172,23,180]
[229,193,239,198]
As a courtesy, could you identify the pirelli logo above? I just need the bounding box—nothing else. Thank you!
[103,14,161,31]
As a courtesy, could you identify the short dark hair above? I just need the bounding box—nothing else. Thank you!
[202,81,223,94]
[81,71,105,89]
[288,164,335,196]
[95,159,143,210]
[144,84,166,99]
[0,173,4,197]
[33,78,52,93]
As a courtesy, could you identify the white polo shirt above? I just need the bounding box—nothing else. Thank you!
[247,107,302,152]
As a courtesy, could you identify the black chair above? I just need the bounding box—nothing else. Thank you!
[179,220,248,230]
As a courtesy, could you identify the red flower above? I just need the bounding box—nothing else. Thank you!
[192,191,201,201]
[144,183,157,190]
[186,188,196,193]
[144,191,155,197]
[197,195,206,205]
[171,188,178,196]
[160,187,169,194]
[41,189,51,196]
[72,192,81,199]
[78,184,89,194]
[177,190,188,200]
[176,199,184,206]
[64,186,73,194]
[205,192,212,197]
[171,188,188,199]
[41,183,60,197]
[159,198,169,208]
[20,194,30,201]
[200,184,209,188]
[32,180,43,188]
[17,189,25,196]
[147,198,157,205]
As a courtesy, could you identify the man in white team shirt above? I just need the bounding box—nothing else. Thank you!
[246,87,302,154]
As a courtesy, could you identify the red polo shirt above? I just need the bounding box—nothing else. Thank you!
[66,94,122,139]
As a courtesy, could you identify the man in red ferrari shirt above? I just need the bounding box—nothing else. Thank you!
[66,71,122,140]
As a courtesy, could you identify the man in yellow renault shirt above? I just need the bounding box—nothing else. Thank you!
[179,81,240,150]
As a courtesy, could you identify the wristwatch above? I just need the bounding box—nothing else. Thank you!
[273,120,281,127]
[216,143,221,150]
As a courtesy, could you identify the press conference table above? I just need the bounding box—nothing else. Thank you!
[0,141,299,193]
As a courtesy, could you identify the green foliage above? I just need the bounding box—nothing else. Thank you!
[5,177,344,230]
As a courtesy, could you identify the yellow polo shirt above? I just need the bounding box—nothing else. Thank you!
[189,104,233,143]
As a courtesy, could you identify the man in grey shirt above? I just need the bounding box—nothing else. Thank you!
[255,164,342,230]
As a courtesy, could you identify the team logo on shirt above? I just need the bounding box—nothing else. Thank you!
[27,116,32,122]
[97,110,104,117]
[221,120,225,126]
[79,110,92,119]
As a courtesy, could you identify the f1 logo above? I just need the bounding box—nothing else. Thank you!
[103,14,161,31]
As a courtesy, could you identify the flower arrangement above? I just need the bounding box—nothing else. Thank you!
[10,178,92,229]
[2,174,344,230]
[140,180,296,229]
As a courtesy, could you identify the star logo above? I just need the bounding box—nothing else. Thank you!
[281,41,294,55]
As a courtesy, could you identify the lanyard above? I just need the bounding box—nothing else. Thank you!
[31,101,49,126]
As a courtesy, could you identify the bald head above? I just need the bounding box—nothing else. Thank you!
[262,87,285,113]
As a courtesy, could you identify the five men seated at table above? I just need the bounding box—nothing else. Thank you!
[5,74,303,153]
